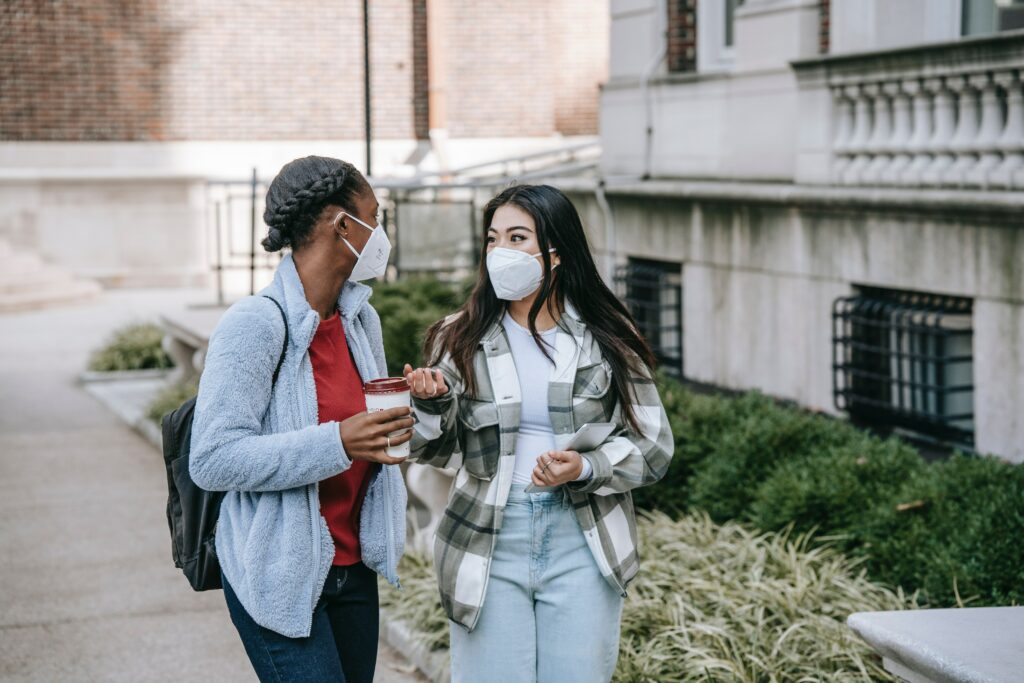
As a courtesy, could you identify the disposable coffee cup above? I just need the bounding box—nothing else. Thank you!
[364,377,412,460]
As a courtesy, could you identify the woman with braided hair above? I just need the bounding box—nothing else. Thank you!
[189,155,411,682]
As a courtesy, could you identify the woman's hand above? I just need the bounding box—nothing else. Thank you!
[339,406,414,465]
[403,364,450,400]
[532,450,583,487]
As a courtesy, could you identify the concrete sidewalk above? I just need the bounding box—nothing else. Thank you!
[0,289,425,682]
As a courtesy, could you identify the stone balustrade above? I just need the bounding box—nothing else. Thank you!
[794,31,1024,189]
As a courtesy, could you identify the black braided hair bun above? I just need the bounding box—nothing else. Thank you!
[261,156,369,252]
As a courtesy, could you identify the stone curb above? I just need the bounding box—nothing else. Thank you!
[79,368,173,383]
[380,613,450,683]
[80,373,166,451]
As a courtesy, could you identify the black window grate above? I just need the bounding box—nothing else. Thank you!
[615,260,683,379]
[832,287,974,449]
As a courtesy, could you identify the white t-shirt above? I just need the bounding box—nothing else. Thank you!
[502,313,592,486]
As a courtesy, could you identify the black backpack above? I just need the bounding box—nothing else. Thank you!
[161,295,288,591]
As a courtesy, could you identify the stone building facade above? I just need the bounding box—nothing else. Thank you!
[565,0,1024,461]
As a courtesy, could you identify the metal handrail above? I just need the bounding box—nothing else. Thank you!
[202,143,602,300]
[374,149,600,192]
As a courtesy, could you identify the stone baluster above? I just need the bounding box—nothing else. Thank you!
[841,84,874,184]
[965,72,1005,187]
[880,80,914,184]
[898,78,934,185]
[988,70,1024,189]
[942,75,981,186]
[860,82,893,185]
[920,77,957,185]
[831,83,855,182]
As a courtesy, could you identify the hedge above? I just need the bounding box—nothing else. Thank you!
[87,322,174,372]
[371,276,469,376]
[642,375,1024,608]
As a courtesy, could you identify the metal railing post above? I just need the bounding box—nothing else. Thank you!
[249,167,257,296]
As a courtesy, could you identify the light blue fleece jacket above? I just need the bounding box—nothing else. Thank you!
[189,253,406,638]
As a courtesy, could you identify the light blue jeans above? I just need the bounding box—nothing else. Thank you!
[449,487,624,683]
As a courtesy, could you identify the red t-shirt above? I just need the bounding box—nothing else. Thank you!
[308,310,373,566]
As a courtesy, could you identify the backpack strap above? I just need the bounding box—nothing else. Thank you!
[260,295,288,385]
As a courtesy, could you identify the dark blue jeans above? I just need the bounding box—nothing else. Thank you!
[222,563,379,683]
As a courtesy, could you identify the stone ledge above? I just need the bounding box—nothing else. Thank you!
[848,607,1024,683]
[556,177,1024,215]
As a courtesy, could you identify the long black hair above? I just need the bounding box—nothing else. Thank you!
[261,156,370,252]
[423,184,657,434]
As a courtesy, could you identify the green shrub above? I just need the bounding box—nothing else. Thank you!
[632,380,750,515]
[748,437,925,543]
[687,392,859,522]
[146,380,198,424]
[861,454,1024,607]
[382,512,911,681]
[372,277,465,376]
[88,323,174,372]
[640,376,1024,608]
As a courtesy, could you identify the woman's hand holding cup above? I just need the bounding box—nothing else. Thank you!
[339,407,414,465]
[403,364,449,400]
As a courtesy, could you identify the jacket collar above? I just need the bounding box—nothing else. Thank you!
[264,253,373,349]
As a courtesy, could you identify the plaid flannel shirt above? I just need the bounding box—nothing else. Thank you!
[410,303,674,631]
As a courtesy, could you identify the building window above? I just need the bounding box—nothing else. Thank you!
[698,0,744,72]
[667,0,699,73]
[832,287,974,450]
[962,0,1024,35]
[616,259,683,379]
[819,0,831,54]
[724,0,745,47]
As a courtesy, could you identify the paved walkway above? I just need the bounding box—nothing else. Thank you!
[0,289,426,682]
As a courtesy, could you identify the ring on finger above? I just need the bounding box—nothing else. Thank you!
[386,435,392,449]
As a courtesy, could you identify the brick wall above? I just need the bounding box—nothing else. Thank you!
[411,0,429,139]
[0,0,606,142]
[553,0,609,135]
[667,0,698,73]
[440,0,607,138]
[819,0,831,54]
[369,0,420,140]
[1,0,176,141]
[0,0,407,141]
[441,0,555,138]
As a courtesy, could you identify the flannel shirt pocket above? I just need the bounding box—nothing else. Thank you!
[573,360,613,399]
[457,397,501,480]
[572,360,615,427]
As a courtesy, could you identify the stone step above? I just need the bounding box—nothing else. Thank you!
[4,251,49,276]
[0,279,102,313]
[0,263,82,294]
[0,240,102,313]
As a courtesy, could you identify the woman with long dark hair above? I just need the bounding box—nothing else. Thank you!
[403,184,674,682]
[189,156,411,682]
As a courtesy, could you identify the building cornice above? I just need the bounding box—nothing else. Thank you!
[555,177,1024,218]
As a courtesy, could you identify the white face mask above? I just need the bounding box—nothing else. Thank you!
[339,212,391,282]
[486,247,557,301]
